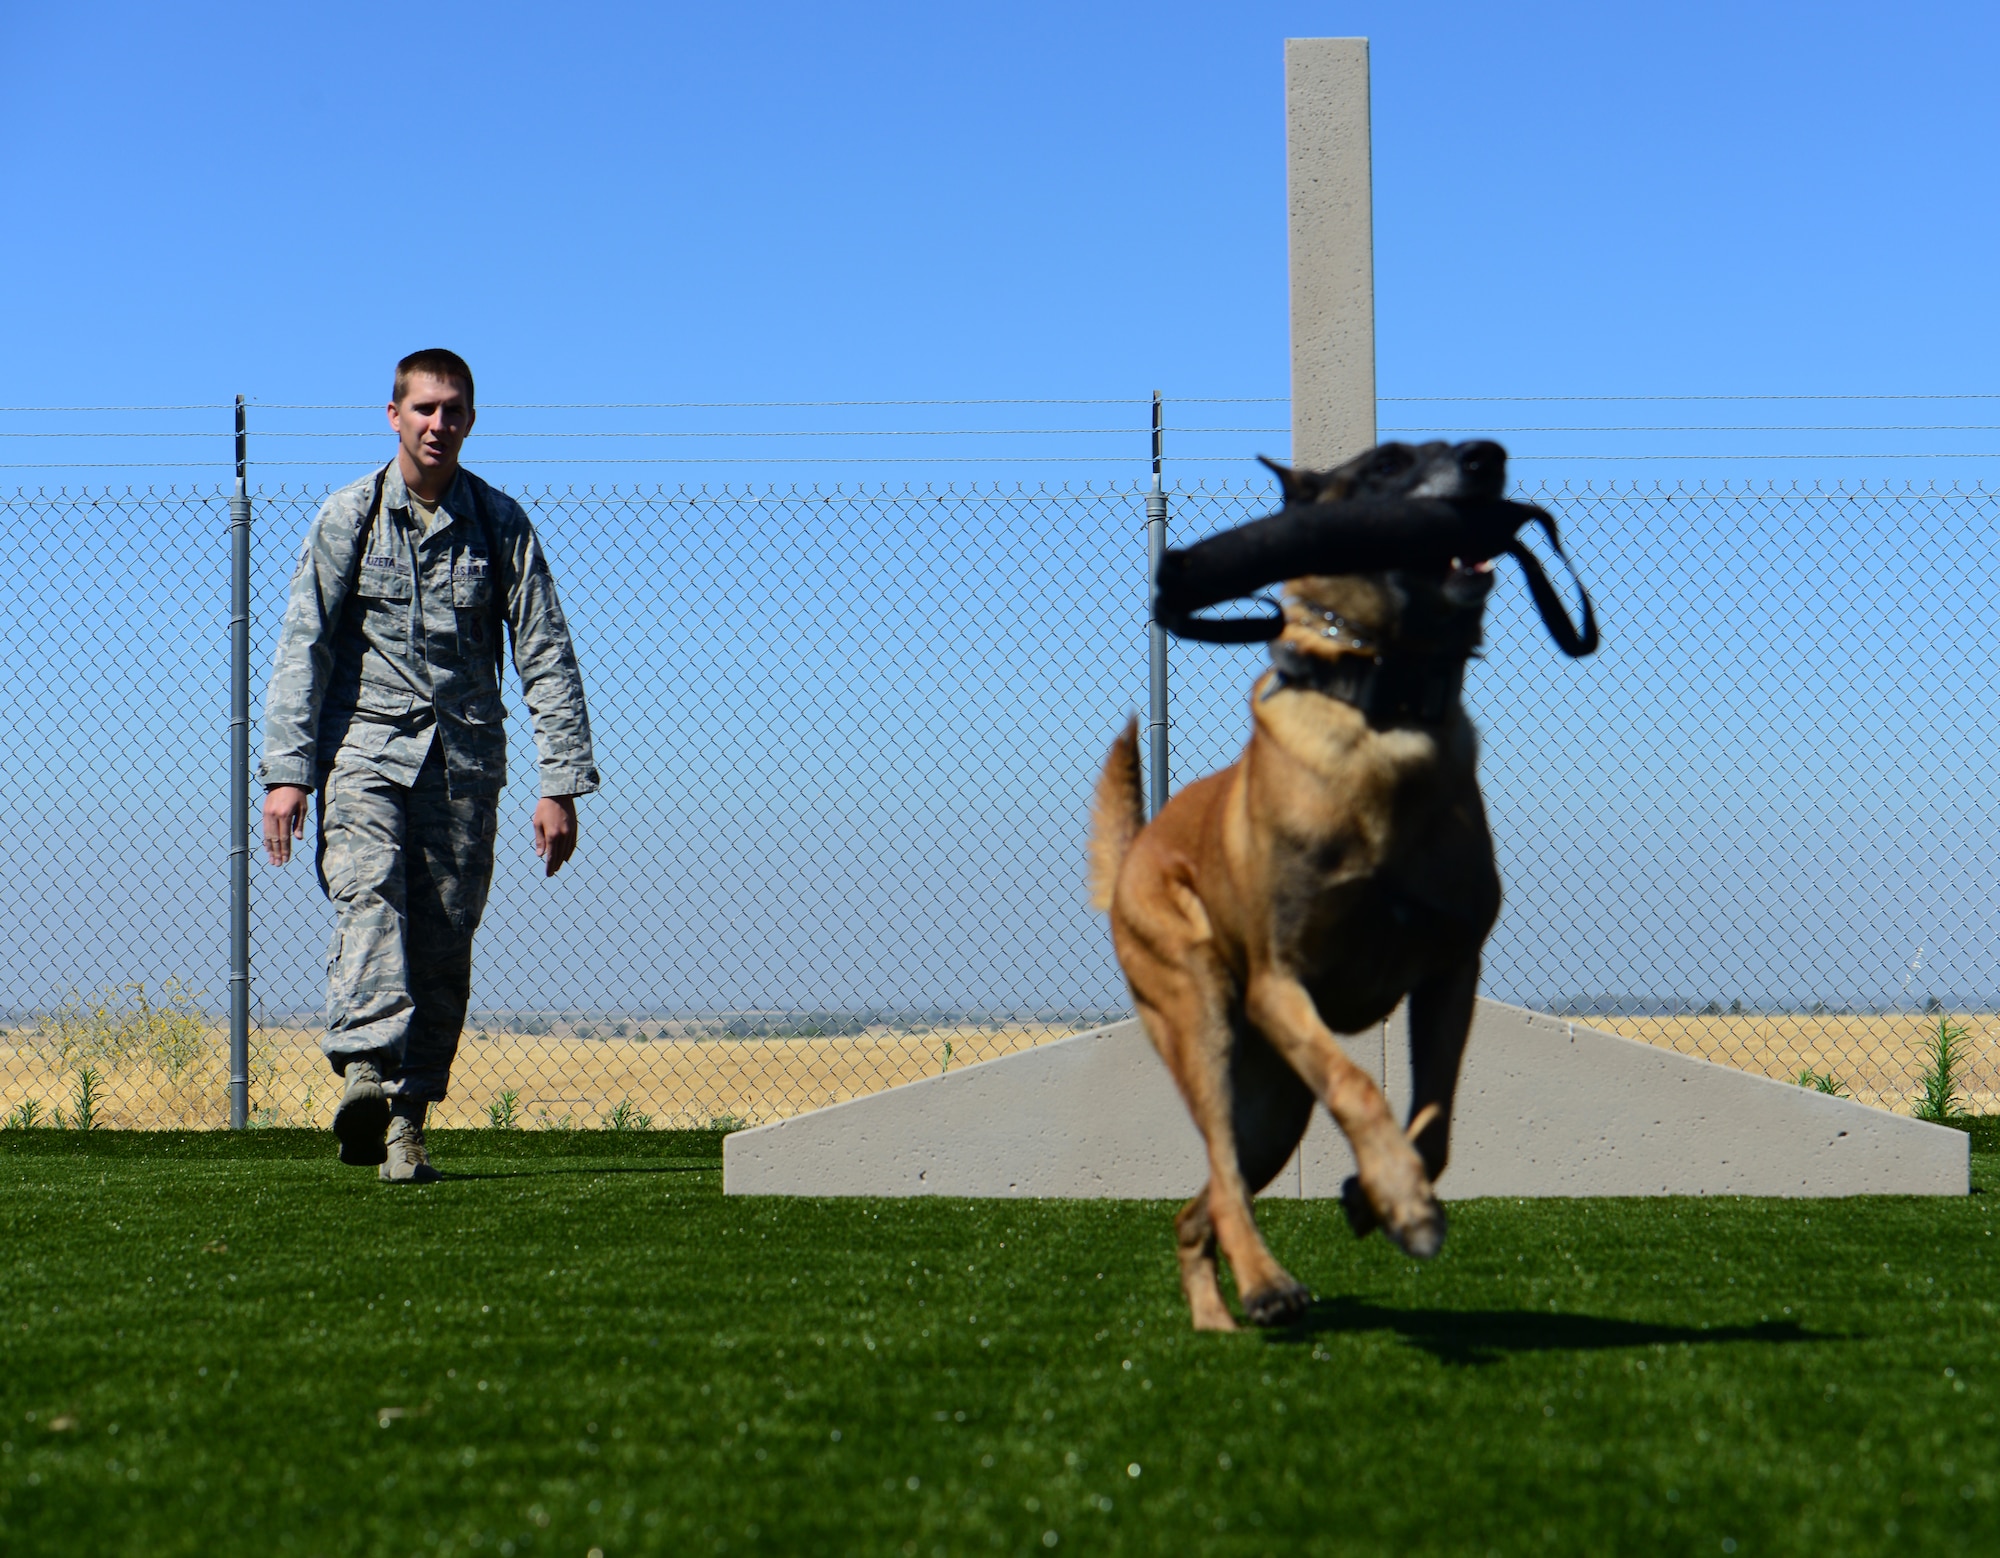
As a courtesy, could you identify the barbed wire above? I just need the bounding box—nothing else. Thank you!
[0,427,1293,440]
[15,423,2000,444]
[0,404,234,413]
[9,390,2000,471]
[17,424,2000,437]
[0,455,1167,470]
[1381,393,2000,402]
[14,451,2000,472]
[2,392,1993,413]
[1382,424,2000,434]
[1504,452,2000,460]
[243,397,1285,411]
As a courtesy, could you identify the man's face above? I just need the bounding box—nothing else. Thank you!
[387,372,475,477]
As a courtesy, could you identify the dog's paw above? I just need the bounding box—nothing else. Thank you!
[1350,1127,1446,1259]
[1190,1304,1240,1334]
[1241,1278,1312,1327]
[1339,1175,1380,1239]
[1381,1199,1448,1262]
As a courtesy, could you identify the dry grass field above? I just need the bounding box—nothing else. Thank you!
[0,1021,1071,1131]
[3,1008,1991,1131]
[1585,1010,2000,1115]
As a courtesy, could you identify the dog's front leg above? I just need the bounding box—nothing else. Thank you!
[1339,958,1482,1240]
[1246,971,1447,1260]
[1405,957,1481,1182]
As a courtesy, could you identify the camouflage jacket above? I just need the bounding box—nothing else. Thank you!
[258,463,600,800]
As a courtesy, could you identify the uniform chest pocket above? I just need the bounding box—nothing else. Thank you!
[357,558,411,601]
[453,552,493,609]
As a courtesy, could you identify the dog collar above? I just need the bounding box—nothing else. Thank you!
[1266,641,1468,728]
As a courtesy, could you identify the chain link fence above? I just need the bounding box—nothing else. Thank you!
[3,475,1996,1129]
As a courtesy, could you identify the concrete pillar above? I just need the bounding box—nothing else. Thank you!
[1286,37,1376,470]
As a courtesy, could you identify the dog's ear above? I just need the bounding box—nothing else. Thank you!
[1256,454,1336,508]
[1259,454,1350,506]
[1257,455,1312,505]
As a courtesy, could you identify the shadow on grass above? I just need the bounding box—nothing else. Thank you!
[1270,1295,1825,1365]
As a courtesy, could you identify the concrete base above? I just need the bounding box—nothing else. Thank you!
[722,999,1967,1200]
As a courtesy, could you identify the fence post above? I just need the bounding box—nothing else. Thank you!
[228,396,251,1129]
[1144,391,1169,818]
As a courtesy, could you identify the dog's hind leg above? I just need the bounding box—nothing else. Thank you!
[1136,970,1311,1329]
[1173,1193,1237,1332]
[1115,819,1313,1329]
[1246,970,1446,1260]
[1173,1053,1312,1331]
[1220,1023,1316,1323]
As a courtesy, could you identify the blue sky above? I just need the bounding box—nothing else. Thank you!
[3,0,1995,415]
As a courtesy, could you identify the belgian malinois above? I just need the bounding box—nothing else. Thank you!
[1090,439,1593,1331]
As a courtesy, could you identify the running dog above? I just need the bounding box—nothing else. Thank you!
[1090,439,1521,1332]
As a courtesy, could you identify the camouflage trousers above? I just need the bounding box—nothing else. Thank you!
[316,744,498,1102]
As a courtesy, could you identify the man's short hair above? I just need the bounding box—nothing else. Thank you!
[393,349,475,408]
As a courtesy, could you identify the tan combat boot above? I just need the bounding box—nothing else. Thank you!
[380,1104,443,1185]
[333,1060,390,1166]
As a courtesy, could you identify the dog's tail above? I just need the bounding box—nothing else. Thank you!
[1088,717,1146,913]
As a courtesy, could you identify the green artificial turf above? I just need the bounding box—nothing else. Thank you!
[3,1129,1999,1557]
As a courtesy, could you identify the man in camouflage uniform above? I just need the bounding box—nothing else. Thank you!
[260,349,600,1182]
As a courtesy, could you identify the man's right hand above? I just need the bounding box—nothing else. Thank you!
[263,785,311,866]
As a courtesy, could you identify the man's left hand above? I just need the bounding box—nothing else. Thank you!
[533,796,579,877]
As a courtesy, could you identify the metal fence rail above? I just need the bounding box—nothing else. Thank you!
[2,475,1996,1130]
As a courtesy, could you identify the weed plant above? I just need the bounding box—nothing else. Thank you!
[607,1099,654,1132]
[485,1089,520,1130]
[1914,1016,1973,1124]
[67,1067,101,1131]
[1796,1067,1847,1096]
[4,1099,51,1130]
